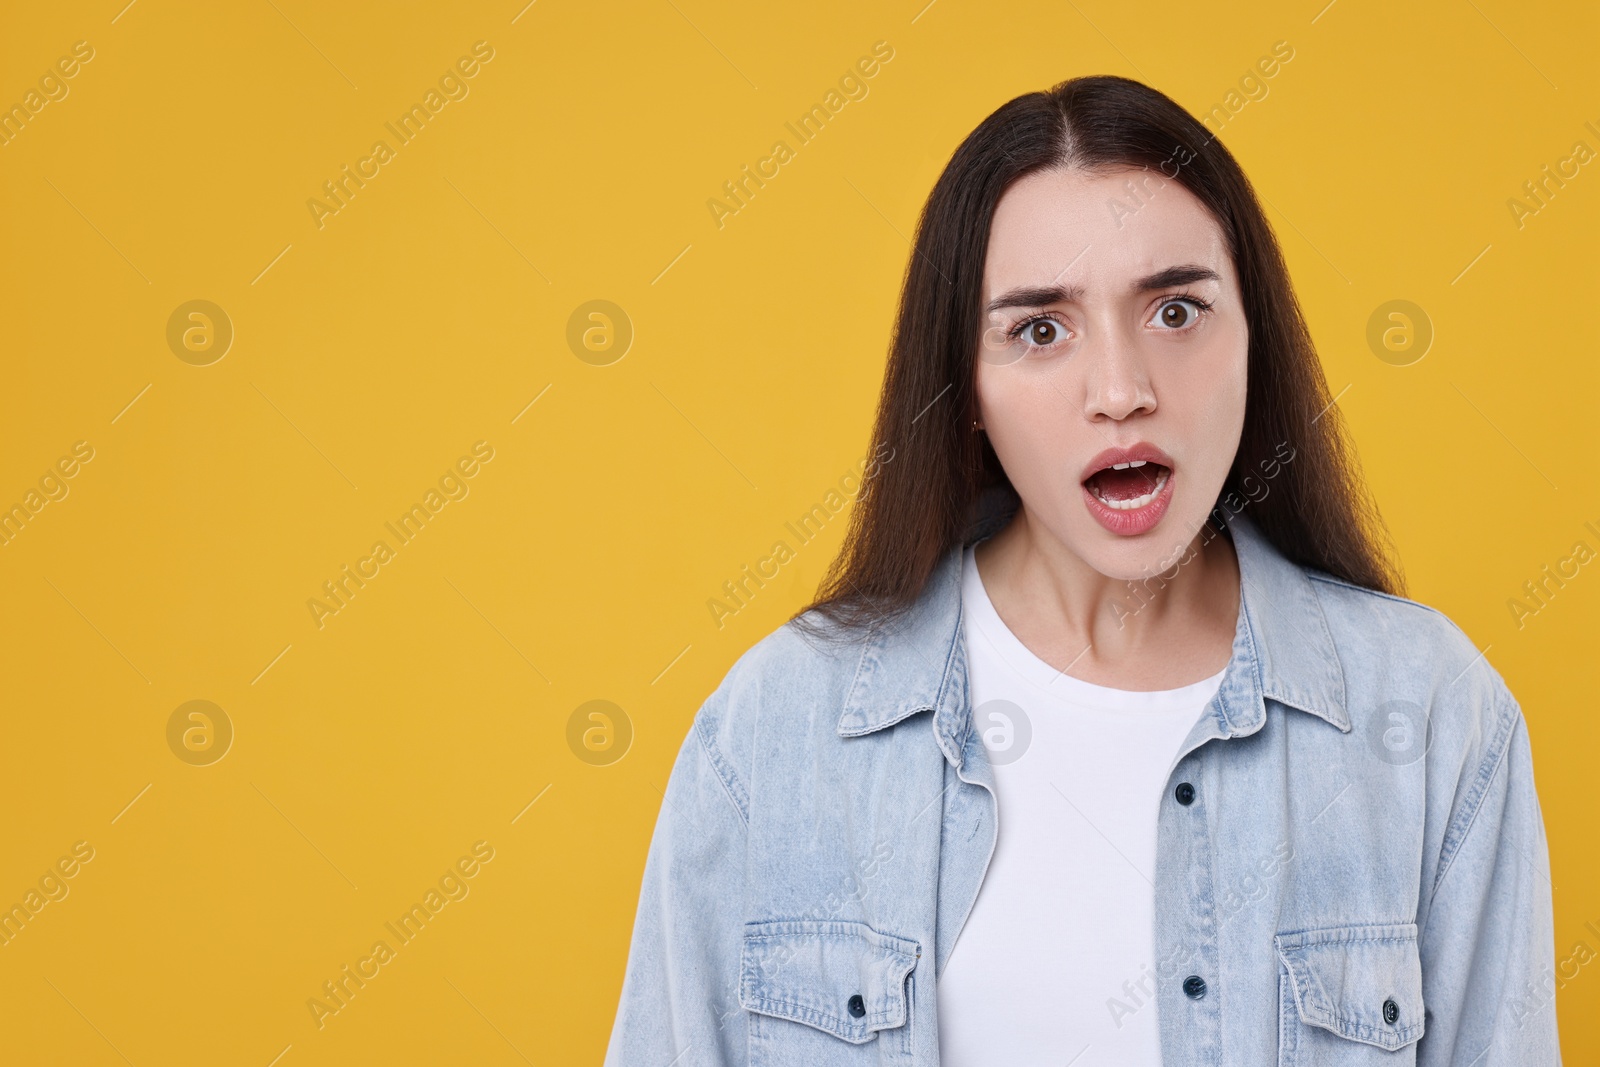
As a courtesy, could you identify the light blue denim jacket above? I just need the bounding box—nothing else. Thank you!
[606,510,1560,1065]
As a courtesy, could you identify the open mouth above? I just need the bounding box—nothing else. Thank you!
[1083,460,1172,511]
[1078,443,1177,535]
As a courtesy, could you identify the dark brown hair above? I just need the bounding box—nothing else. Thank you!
[792,74,1403,639]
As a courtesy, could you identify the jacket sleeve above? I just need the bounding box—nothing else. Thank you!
[1417,686,1562,1065]
[605,691,750,1067]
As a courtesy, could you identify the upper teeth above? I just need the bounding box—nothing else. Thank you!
[1111,460,1147,470]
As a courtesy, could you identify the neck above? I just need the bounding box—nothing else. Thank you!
[972,507,1240,689]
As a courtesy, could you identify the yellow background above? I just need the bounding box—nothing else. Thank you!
[2,0,1595,1063]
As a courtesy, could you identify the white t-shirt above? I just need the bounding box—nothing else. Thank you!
[938,544,1225,1066]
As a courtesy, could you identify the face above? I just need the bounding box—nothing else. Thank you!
[975,164,1249,580]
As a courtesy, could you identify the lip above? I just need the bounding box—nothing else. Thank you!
[1079,442,1176,537]
[1078,442,1176,484]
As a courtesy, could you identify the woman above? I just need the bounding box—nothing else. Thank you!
[606,75,1559,1066]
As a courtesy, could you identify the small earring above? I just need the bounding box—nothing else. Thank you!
[972,420,983,432]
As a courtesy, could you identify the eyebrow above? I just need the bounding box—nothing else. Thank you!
[984,264,1221,313]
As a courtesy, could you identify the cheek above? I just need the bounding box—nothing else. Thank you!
[1218,351,1249,436]
[1163,341,1248,484]
[976,366,1086,490]
[1204,362,1248,436]
[976,364,1057,453]
[1169,334,1247,424]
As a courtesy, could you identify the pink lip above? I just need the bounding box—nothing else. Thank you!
[1078,443,1176,484]
[1079,442,1176,537]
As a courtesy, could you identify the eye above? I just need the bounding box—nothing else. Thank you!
[1150,294,1213,331]
[1009,315,1069,348]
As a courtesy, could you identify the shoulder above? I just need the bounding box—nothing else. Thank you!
[1302,566,1462,643]
[1306,570,1507,701]
[1303,567,1525,805]
[713,609,866,709]
[689,610,870,804]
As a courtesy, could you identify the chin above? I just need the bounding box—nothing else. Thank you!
[1075,515,1205,582]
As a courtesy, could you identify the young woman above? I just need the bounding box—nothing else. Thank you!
[606,75,1559,1066]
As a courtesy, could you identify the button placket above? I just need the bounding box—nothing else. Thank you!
[1155,751,1223,1059]
[1174,774,1206,1006]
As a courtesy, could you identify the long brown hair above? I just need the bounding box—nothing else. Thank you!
[792,74,1403,640]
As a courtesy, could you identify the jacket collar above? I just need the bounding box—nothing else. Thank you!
[835,507,1351,761]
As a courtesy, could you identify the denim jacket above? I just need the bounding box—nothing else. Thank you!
[606,509,1560,1065]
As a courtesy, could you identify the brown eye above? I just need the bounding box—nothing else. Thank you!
[1154,298,1205,330]
[1023,319,1062,346]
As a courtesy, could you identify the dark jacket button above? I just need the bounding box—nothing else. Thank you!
[1175,782,1195,805]
[1383,997,1399,1024]
[1182,975,1207,999]
[847,993,866,1018]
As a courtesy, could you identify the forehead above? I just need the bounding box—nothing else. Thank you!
[983,165,1231,295]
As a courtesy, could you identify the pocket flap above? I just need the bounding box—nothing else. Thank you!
[1275,922,1425,1051]
[738,919,919,1043]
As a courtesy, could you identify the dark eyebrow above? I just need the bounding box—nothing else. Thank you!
[984,264,1221,313]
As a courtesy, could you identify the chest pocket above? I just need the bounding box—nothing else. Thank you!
[739,919,918,1065]
[1275,921,1425,1065]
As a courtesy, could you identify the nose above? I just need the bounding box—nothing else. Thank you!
[1082,326,1157,422]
